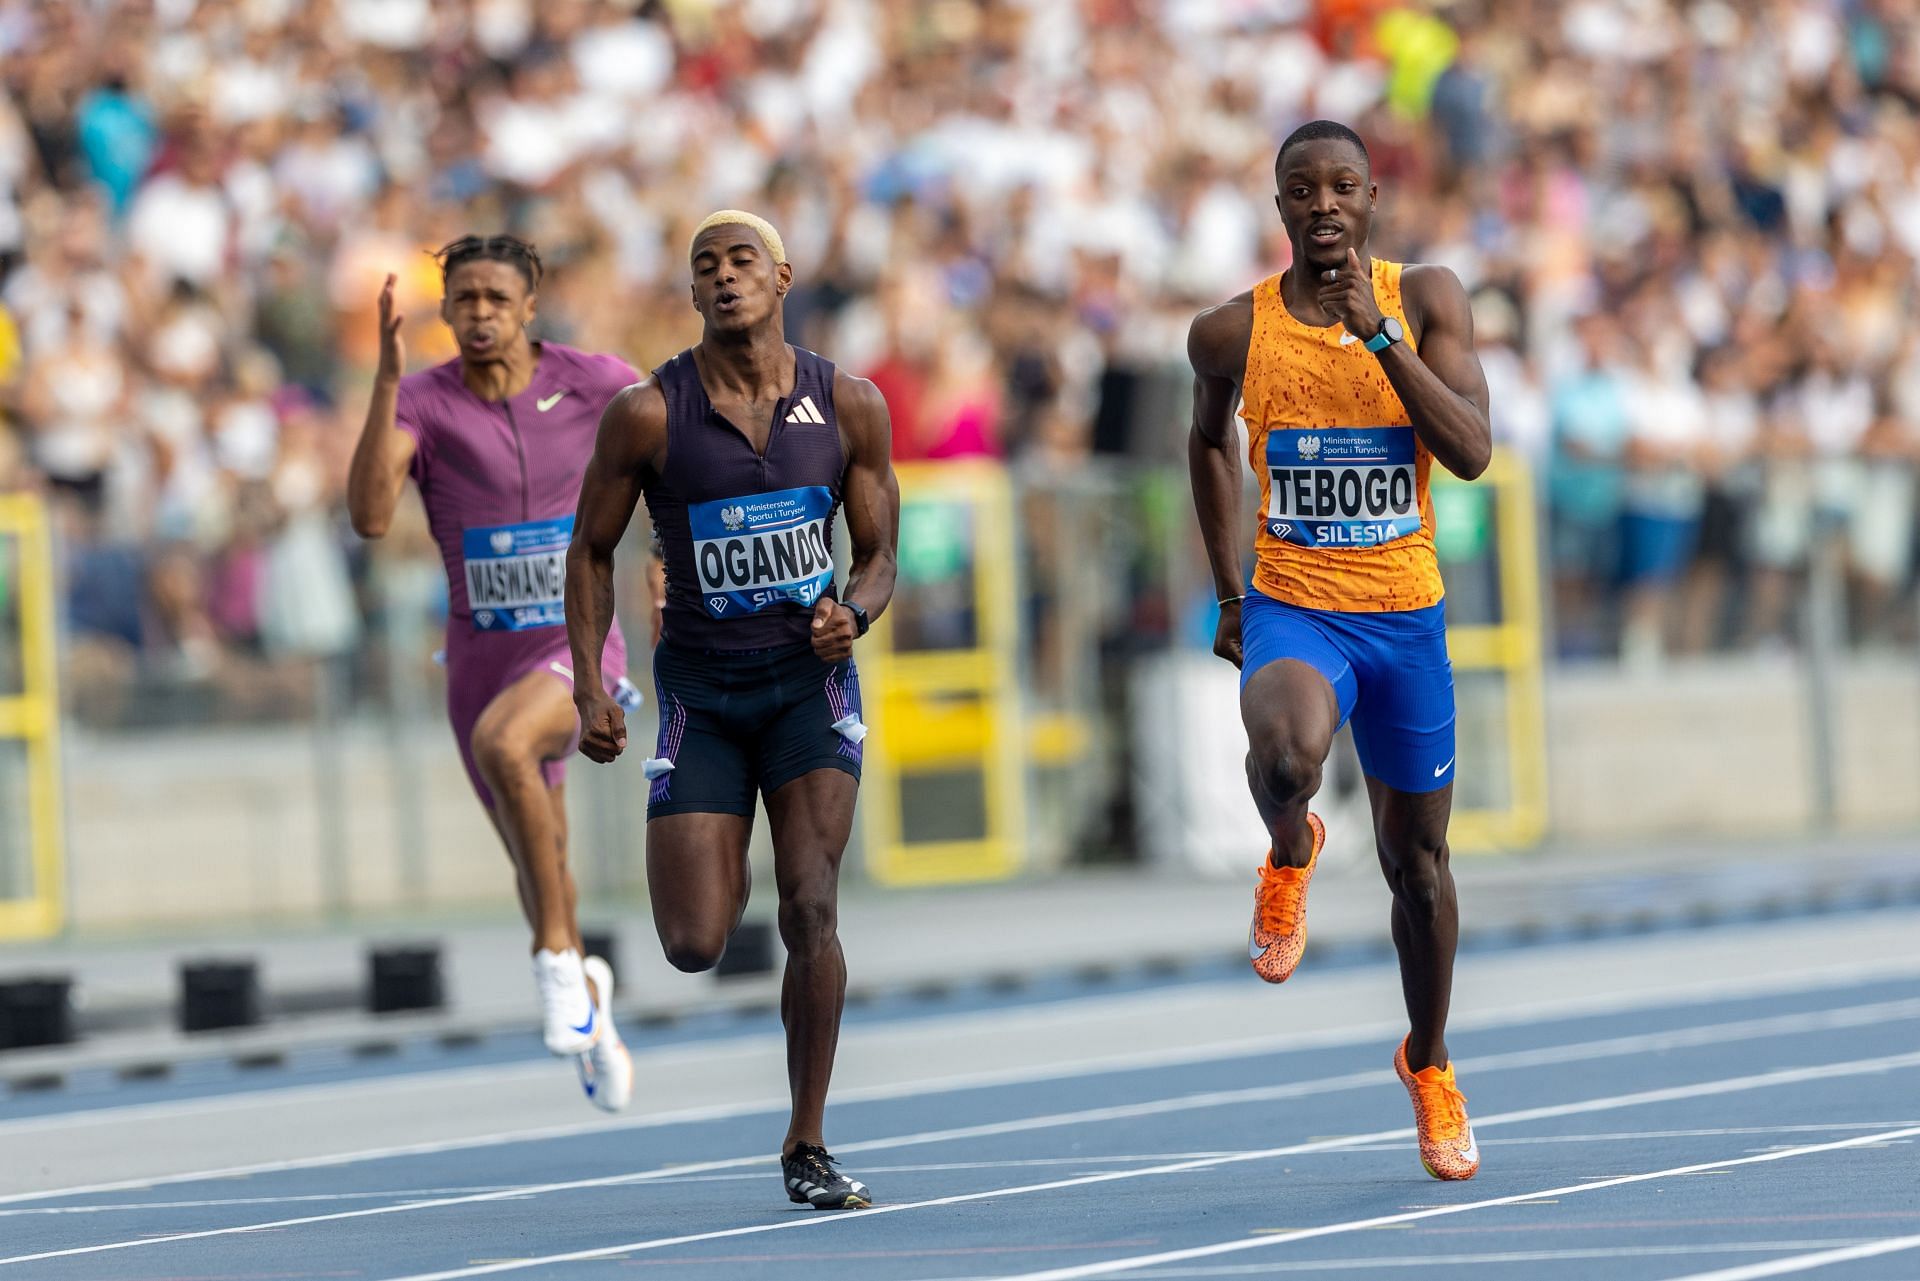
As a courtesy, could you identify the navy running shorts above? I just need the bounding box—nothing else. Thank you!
[1240,590,1457,795]
[645,641,864,818]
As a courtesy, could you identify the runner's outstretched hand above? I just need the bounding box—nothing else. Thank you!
[376,273,405,383]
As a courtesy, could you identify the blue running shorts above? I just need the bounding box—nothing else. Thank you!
[1239,590,1457,794]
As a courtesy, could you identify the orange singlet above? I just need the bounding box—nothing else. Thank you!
[1238,258,1442,614]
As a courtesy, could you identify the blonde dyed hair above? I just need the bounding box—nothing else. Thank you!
[688,210,787,266]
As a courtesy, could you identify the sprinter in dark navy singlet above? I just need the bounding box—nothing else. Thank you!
[565,210,899,1210]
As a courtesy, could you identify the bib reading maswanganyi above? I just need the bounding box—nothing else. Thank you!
[463,515,570,632]
[1265,428,1420,550]
[690,485,835,618]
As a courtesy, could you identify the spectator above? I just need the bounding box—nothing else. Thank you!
[124,111,232,291]
[73,48,155,213]
[1679,345,1763,654]
[1617,322,1712,669]
[1546,310,1631,657]
[0,0,1912,728]
[18,297,124,506]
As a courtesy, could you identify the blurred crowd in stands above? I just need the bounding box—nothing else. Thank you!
[1,0,1918,723]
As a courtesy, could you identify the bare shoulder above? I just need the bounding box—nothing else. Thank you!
[832,367,890,424]
[833,367,893,463]
[1400,263,1470,315]
[605,375,668,429]
[1187,290,1256,378]
[598,376,670,473]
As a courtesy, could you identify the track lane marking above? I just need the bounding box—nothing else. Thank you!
[11,1049,1913,1276]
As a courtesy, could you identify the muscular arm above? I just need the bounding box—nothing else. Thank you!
[805,373,898,662]
[1188,299,1253,597]
[566,380,666,699]
[834,371,900,623]
[1384,265,1493,481]
[347,377,416,538]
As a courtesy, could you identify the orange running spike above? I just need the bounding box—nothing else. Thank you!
[1394,1036,1480,1180]
[1247,812,1325,984]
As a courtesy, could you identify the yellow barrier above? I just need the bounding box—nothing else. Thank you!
[861,461,1026,885]
[1434,451,1548,851]
[0,493,63,938]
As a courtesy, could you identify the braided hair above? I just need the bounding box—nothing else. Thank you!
[433,234,544,292]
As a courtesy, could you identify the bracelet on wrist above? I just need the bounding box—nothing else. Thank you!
[1218,594,1247,607]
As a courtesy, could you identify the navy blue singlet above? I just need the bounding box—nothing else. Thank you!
[643,346,846,652]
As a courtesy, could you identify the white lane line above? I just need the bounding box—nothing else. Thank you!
[1097,1240,1878,1277]
[375,1117,1920,1281]
[1660,1233,1920,1281]
[10,984,1916,1212]
[10,1048,1910,1276]
[979,1125,1920,1281]
[1,1008,1913,1265]
[13,1117,1910,1218]
[0,1158,1239,1211]
[0,1188,520,1217]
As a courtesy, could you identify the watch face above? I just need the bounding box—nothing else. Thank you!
[1383,317,1404,342]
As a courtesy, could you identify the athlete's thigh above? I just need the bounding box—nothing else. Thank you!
[1345,607,1456,795]
[470,663,579,765]
[644,644,759,935]
[646,810,754,935]
[755,649,863,813]
[1238,595,1352,761]
[646,643,758,820]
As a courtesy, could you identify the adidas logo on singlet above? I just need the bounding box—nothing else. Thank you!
[785,395,825,425]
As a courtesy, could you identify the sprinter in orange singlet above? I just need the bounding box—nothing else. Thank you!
[1187,120,1493,1181]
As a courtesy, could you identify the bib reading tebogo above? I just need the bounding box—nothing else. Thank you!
[690,485,835,617]
[463,515,570,632]
[1265,428,1419,550]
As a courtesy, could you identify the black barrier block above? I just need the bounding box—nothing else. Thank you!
[0,976,73,1049]
[581,928,619,977]
[368,946,443,1013]
[180,961,260,1033]
[715,919,776,978]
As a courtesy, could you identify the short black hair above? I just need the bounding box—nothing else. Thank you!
[434,234,544,291]
[1275,120,1370,180]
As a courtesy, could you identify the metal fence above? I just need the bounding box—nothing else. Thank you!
[22,441,1918,934]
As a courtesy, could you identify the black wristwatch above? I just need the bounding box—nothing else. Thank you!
[842,600,870,637]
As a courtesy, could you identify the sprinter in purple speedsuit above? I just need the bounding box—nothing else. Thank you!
[347,235,635,1112]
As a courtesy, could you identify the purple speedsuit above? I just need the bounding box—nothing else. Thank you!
[394,343,635,806]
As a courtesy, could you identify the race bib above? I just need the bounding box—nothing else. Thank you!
[463,515,570,632]
[690,486,835,618]
[1266,428,1420,549]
